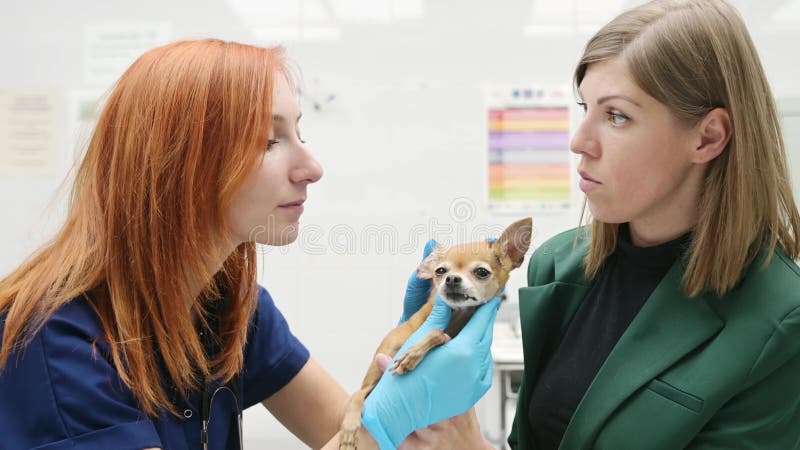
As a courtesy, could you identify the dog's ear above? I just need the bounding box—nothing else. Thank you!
[494,217,533,269]
[416,245,447,280]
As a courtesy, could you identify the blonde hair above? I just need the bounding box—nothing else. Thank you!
[1,39,286,416]
[576,0,800,297]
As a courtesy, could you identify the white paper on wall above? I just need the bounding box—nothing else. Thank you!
[0,90,60,176]
[84,22,172,87]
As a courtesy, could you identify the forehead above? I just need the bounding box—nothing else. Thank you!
[579,57,640,99]
[579,57,678,119]
[443,242,497,268]
[272,72,299,116]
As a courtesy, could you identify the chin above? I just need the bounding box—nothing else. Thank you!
[263,230,299,246]
[247,224,300,246]
[586,202,629,225]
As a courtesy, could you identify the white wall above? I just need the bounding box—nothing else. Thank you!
[2,1,799,448]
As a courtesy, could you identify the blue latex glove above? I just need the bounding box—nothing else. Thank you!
[362,295,501,450]
[399,239,438,324]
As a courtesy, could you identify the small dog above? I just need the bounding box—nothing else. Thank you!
[339,217,532,449]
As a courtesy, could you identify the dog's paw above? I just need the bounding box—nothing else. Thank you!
[338,429,357,450]
[338,410,361,450]
[390,350,422,375]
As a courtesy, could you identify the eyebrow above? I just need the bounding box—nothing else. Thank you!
[272,113,303,124]
[577,89,642,108]
[597,95,642,108]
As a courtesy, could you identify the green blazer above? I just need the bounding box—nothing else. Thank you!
[508,228,800,450]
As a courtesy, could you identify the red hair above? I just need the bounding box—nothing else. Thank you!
[0,39,286,416]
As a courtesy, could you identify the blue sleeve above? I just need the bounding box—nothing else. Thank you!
[241,286,310,408]
[0,299,161,450]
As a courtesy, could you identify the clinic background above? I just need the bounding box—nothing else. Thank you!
[1,0,799,448]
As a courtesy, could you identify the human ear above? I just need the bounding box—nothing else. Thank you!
[692,108,731,164]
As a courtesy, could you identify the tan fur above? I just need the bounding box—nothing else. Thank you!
[338,217,532,449]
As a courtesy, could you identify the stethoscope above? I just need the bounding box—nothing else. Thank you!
[199,323,243,450]
[200,373,243,450]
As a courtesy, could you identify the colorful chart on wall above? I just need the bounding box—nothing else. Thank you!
[485,85,573,214]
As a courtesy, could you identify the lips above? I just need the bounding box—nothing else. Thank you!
[578,170,601,193]
[278,199,305,216]
[578,171,600,184]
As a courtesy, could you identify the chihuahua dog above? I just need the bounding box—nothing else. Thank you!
[339,217,532,449]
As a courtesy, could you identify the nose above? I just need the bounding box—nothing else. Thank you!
[291,145,324,184]
[569,118,600,158]
[445,275,462,286]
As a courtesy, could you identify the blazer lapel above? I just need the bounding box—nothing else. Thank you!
[512,233,593,450]
[519,236,594,378]
[519,281,591,379]
[559,260,723,450]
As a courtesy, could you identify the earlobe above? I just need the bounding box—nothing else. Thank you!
[693,108,731,164]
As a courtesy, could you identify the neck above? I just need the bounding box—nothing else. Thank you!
[628,216,696,247]
[444,306,479,338]
[189,235,240,302]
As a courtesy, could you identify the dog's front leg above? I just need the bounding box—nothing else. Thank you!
[340,325,413,449]
[390,329,449,375]
[339,387,368,450]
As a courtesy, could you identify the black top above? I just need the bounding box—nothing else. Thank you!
[527,224,691,449]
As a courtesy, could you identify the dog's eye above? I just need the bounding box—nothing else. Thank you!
[474,268,491,279]
[434,267,448,276]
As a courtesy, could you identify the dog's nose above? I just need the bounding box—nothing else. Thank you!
[445,275,462,286]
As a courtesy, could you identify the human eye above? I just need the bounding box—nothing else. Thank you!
[606,110,630,126]
[577,101,587,114]
[267,139,280,151]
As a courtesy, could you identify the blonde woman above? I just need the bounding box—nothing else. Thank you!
[509,0,800,448]
[0,40,498,450]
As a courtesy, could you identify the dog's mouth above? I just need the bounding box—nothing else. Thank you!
[443,291,481,304]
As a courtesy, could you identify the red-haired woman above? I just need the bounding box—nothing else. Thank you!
[0,40,497,450]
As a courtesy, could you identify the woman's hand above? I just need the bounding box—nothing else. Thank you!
[398,409,493,450]
[399,239,438,324]
[362,296,500,449]
[371,358,492,450]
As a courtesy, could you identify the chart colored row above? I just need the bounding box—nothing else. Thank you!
[488,108,569,121]
[489,163,570,178]
[489,188,570,200]
[488,119,569,132]
[489,131,569,148]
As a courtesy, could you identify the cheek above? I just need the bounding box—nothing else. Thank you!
[609,157,651,194]
[473,278,501,300]
[434,279,447,298]
[242,164,284,215]
[227,162,284,242]
[605,126,689,190]
[585,146,649,221]
[593,139,692,220]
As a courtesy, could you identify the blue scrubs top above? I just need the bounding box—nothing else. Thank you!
[0,286,310,450]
